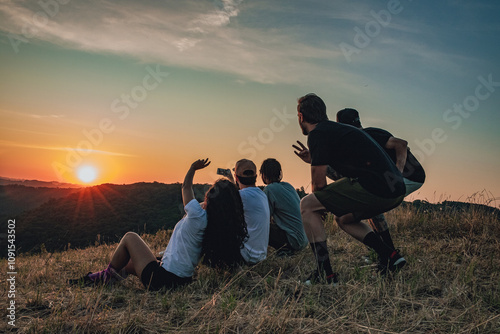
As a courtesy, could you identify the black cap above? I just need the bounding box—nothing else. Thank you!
[336,108,361,128]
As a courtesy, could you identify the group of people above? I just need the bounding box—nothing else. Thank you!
[70,93,425,291]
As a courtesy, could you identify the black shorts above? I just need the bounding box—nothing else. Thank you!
[141,261,192,291]
[268,222,294,251]
[314,178,404,220]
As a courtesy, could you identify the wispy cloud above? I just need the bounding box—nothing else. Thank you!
[30,114,65,119]
[1,0,497,86]
[0,0,341,84]
[0,140,136,157]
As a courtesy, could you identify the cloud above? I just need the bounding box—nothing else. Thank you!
[0,0,342,84]
[2,0,495,87]
[0,140,137,157]
[31,114,65,119]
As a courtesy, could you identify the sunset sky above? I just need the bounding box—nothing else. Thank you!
[1,0,499,207]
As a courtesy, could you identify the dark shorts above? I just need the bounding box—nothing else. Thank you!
[268,222,294,251]
[141,261,192,291]
[314,177,404,220]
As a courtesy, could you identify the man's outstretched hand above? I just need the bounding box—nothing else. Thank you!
[292,141,311,164]
[191,158,211,170]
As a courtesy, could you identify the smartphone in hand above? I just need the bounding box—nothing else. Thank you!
[217,168,231,177]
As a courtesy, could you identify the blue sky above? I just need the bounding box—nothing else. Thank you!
[1,0,499,206]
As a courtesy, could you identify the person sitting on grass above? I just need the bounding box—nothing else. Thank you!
[69,158,248,291]
[225,159,270,265]
[259,158,308,256]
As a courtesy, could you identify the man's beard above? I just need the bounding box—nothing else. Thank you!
[300,122,309,135]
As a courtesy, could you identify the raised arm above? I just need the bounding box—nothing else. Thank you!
[385,137,408,173]
[182,158,211,207]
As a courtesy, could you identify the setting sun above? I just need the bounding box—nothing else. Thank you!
[77,165,98,183]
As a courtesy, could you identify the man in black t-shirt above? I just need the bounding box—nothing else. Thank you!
[336,108,425,252]
[292,94,406,284]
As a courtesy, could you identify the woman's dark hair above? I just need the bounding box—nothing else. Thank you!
[201,179,248,269]
[260,158,282,184]
[297,93,328,124]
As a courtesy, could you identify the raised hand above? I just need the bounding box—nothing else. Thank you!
[191,158,211,171]
[183,158,210,206]
[292,140,311,164]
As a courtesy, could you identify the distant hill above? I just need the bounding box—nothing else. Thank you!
[2,178,498,256]
[0,176,82,188]
[401,199,500,218]
[6,182,211,254]
[0,184,80,217]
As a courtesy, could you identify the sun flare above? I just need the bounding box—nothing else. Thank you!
[77,165,98,183]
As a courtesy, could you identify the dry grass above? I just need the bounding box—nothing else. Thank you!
[2,204,499,333]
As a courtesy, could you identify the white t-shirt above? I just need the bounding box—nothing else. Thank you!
[239,187,270,264]
[161,199,207,278]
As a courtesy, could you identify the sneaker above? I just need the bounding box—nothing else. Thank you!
[378,250,406,275]
[303,270,339,286]
[388,250,406,271]
[68,267,122,287]
[68,272,97,287]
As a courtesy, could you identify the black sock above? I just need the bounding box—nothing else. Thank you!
[362,232,393,263]
[310,241,334,276]
[378,230,395,250]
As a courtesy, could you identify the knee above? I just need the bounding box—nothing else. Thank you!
[123,232,140,243]
[336,214,356,226]
[300,194,314,216]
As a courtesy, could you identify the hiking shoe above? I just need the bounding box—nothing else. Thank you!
[68,268,122,287]
[303,270,339,286]
[378,250,406,275]
[68,272,97,287]
[388,250,406,271]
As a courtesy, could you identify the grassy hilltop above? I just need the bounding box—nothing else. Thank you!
[2,203,500,333]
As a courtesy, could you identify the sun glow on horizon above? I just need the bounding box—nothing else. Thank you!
[77,165,98,184]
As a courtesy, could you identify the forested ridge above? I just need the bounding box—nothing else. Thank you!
[1,181,497,256]
[2,182,211,254]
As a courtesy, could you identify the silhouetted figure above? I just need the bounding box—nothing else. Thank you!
[293,94,406,284]
[336,108,425,252]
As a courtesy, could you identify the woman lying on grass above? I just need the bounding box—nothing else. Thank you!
[69,159,248,291]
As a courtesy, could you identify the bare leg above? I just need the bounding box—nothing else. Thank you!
[300,193,336,279]
[122,260,137,277]
[367,214,395,249]
[367,214,389,233]
[336,214,395,265]
[300,193,327,242]
[109,232,156,279]
[335,213,373,242]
